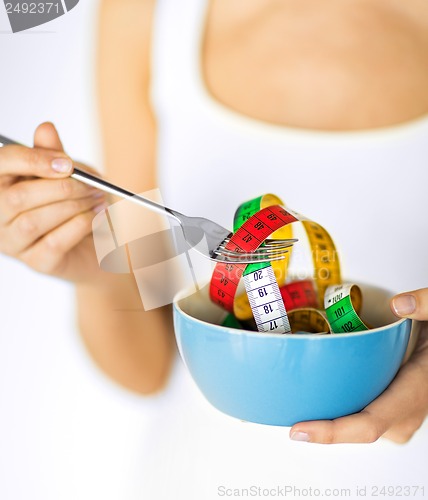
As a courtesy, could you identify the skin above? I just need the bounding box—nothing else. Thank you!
[0,0,427,443]
[290,295,428,444]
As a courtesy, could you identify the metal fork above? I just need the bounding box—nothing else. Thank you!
[0,135,297,264]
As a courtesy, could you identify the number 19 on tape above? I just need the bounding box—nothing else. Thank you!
[243,264,291,334]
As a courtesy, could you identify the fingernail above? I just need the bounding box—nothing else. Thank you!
[290,431,310,442]
[51,158,73,173]
[392,295,416,316]
[93,203,108,214]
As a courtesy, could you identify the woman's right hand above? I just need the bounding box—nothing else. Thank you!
[0,122,107,283]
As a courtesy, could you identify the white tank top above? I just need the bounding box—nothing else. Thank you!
[142,1,428,498]
[152,0,428,294]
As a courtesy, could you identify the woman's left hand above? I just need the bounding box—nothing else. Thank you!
[289,288,428,444]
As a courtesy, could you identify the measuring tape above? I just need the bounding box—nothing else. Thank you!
[324,283,369,333]
[243,263,291,333]
[209,202,297,333]
[210,194,369,335]
[288,308,330,335]
[231,194,293,322]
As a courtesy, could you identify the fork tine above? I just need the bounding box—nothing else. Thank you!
[214,250,290,262]
[219,237,298,245]
[212,252,287,264]
[216,241,296,256]
[213,248,289,259]
[216,244,294,255]
[264,238,299,246]
[221,237,298,248]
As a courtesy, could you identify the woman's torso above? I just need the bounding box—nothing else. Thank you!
[202,0,428,131]
[143,1,428,497]
[152,0,428,293]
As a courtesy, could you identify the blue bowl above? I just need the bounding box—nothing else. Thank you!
[173,283,414,426]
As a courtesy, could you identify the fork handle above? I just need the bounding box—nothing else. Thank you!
[0,134,181,222]
[71,168,180,220]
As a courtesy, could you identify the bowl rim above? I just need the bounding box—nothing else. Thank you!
[173,288,410,340]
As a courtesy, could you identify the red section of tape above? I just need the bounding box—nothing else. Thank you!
[280,280,319,311]
[209,205,298,311]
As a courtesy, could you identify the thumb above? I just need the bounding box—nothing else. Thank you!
[390,288,428,320]
[34,122,65,151]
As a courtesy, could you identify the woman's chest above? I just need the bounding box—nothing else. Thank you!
[202,0,428,130]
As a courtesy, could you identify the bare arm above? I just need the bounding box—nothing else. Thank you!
[75,0,176,395]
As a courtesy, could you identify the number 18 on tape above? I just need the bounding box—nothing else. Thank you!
[243,263,291,334]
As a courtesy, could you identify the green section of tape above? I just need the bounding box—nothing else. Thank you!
[243,260,270,276]
[221,313,243,329]
[325,295,368,334]
[233,196,263,231]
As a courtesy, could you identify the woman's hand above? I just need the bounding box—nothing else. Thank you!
[0,122,107,283]
[289,288,428,444]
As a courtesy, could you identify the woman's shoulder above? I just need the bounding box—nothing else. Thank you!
[97,0,157,85]
[98,0,157,43]
[99,0,156,9]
